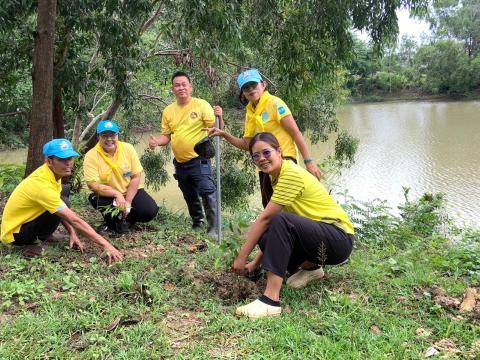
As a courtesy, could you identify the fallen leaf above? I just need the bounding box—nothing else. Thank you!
[283,305,291,314]
[459,288,477,313]
[425,347,439,357]
[164,281,175,291]
[187,245,198,253]
[89,296,96,302]
[52,291,63,300]
[370,325,381,334]
[416,328,432,338]
[434,338,460,353]
[105,316,121,332]
[431,286,446,297]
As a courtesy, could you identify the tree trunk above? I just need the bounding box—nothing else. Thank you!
[84,97,122,152]
[25,0,57,177]
[52,83,65,138]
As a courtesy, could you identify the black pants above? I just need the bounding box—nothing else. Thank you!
[173,156,217,227]
[12,184,71,246]
[88,188,158,228]
[258,212,354,278]
[12,211,61,245]
[259,157,297,208]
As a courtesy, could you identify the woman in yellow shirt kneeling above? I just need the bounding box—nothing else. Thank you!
[233,132,354,319]
[83,120,158,234]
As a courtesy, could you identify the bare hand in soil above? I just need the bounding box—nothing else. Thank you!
[69,233,84,253]
[105,246,123,265]
[245,261,257,273]
[233,256,247,275]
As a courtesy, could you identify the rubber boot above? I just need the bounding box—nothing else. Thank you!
[202,192,218,237]
[186,197,205,230]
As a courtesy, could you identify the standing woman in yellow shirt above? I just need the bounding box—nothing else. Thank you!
[83,120,158,233]
[233,132,354,319]
[206,68,322,207]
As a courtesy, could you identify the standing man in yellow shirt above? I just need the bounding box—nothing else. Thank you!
[1,139,123,264]
[149,71,220,236]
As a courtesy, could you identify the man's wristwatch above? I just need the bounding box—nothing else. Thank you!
[303,158,313,165]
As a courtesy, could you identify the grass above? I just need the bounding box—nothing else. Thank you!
[0,193,479,359]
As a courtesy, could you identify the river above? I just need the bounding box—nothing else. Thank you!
[1,100,479,226]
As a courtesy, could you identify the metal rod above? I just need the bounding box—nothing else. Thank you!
[215,115,222,243]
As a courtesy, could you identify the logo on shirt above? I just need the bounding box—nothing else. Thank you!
[278,106,286,115]
[190,112,198,119]
[261,111,269,122]
[123,171,132,178]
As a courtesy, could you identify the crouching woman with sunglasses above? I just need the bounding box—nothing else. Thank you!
[233,132,354,319]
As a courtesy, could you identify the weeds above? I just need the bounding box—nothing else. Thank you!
[0,191,478,359]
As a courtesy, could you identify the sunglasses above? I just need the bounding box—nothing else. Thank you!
[251,148,274,162]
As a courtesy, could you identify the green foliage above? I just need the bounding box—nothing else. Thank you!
[341,193,397,248]
[140,148,171,191]
[398,188,449,237]
[98,204,123,218]
[0,191,478,358]
[413,40,475,94]
[0,164,24,195]
[334,131,359,167]
[437,229,480,278]
[428,0,480,58]
[215,140,257,211]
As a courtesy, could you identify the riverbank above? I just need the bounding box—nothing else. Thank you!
[0,191,479,358]
[349,89,480,104]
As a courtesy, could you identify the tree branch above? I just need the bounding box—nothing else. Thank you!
[138,93,168,105]
[139,0,164,34]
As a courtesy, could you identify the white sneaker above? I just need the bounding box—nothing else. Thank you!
[286,268,325,289]
[235,299,282,319]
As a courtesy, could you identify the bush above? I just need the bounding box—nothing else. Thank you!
[0,164,24,195]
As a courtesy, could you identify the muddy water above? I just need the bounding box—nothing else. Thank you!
[319,101,480,227]
[1,100,479,225]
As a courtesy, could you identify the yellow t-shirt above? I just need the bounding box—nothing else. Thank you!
[161,97,215,163]
[1,164,66,244]
[83,141,144,194]
[270,160,354,234]
[243,93,297,159]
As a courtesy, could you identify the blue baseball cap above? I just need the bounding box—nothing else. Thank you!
[237,69,263,90]
[43,139,79,158]
[96,120,119,134]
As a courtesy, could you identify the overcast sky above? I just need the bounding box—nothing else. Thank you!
[356,8,432,43]
[397,8,431,41]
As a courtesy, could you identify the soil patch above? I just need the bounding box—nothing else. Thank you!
[195,270,265,305]
[176,234,206,253]
[414,285,480,321]
[163,310,204,349]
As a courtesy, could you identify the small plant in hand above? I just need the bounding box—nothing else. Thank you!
[99,204,124,218]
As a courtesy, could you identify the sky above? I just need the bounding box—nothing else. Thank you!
[397,8,431,41]
[356,8,432,43]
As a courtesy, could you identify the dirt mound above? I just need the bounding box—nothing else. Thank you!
[196,270,266,305]
[414,285,480,321]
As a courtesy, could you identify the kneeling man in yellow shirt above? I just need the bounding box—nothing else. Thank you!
[1,139,123,264]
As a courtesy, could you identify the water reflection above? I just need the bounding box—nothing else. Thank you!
[328,101,480,226]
